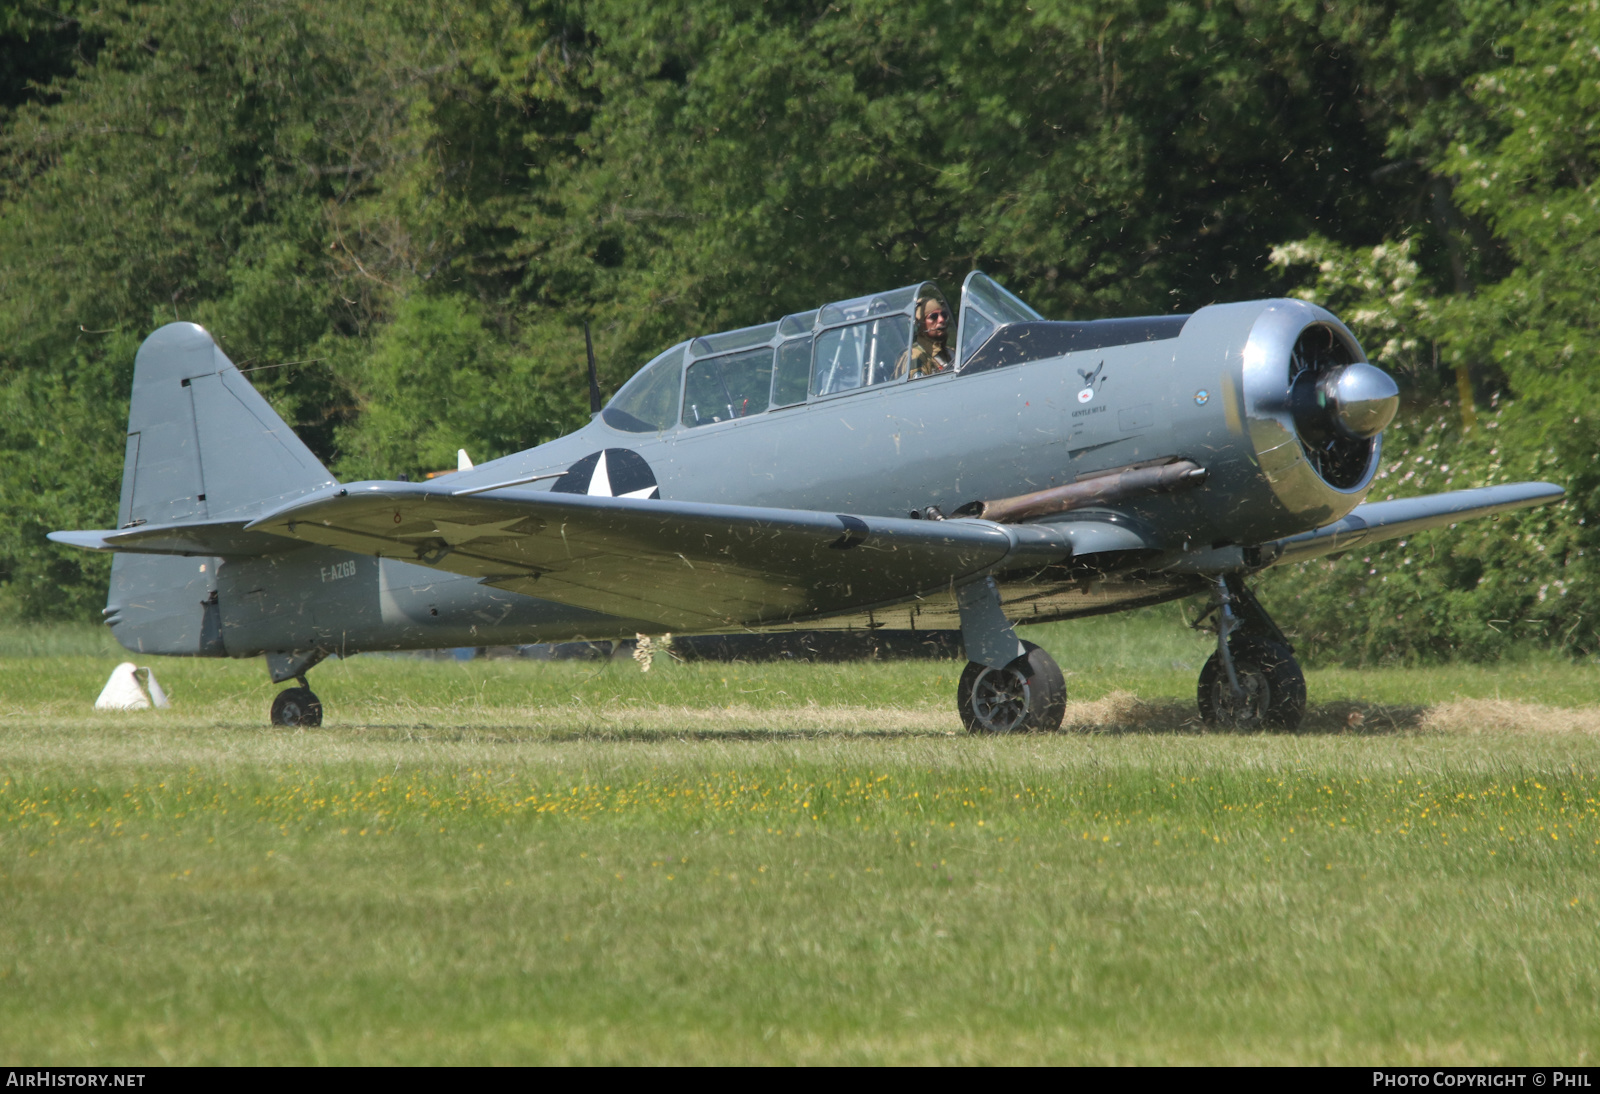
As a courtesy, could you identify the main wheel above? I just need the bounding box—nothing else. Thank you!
[1197,635,1305,730]
[956,641,1067,734]
[270,686,323,727]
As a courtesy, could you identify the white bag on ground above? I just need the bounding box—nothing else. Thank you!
[139,667,169,708]
[95,662,171,710]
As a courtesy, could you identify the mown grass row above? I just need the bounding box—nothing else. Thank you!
[3,611,1599,1063]
[5,727,1600,1063]
[8,760,1599,847]
[5,607,1600,719]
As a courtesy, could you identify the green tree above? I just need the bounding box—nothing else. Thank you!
[1260,0,1600,663]
[335,293,579,480]
[0,0,592,616]
[1,0,1579,643]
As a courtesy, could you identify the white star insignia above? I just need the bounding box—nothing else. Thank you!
[399,517,525,546]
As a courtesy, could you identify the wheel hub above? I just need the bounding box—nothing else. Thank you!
[969,665,1032,733]
[1213,663,1270,728]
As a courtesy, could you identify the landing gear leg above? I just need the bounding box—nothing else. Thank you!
[1195,575,1306,731]
[953,577,1066,733]
[266,650,328,727]
[271,677,324,727]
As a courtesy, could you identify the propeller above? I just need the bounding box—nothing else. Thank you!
[1293,360,1399,441]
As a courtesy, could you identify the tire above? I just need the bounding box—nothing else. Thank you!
[956,641,1067,734]
[270,686,323,727]
[1197,635,1305,730]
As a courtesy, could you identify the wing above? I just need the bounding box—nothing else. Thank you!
[246,482,1075,631]
[1267,482,1565,566]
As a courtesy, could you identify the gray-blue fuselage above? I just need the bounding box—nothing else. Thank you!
[106,292,1378,660]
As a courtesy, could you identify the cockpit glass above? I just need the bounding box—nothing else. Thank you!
[957,271,1043,366]
[691,321,779,357]
[777,311,817,337]
[601,342,686,433]
[683,347,775,428]
[771,336,812,407]
[968,272,1042,326]
[818,285,918,327]
[607,275,1028,432]
[811,316,911,396]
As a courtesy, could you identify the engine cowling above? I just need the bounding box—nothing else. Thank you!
[1108,298,1399,549]
[1239,300,1396,528]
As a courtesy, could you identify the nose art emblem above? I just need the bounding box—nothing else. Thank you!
[1076,361,1105,403]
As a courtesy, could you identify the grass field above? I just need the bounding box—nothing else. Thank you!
[3,607,1598,1064]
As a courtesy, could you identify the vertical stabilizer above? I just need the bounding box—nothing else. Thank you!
[106,323,335,657]
[119,322,336,527]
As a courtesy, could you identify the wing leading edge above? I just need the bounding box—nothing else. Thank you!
[246,483,1076,631]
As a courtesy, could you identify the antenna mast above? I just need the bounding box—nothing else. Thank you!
[584,321,601,415]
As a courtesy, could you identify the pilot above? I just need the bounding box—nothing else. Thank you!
[893,295,955,379]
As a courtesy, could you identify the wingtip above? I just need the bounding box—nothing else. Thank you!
[1512,481,1569,506]
[47,529,115,551]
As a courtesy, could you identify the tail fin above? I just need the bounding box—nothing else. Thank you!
[118,322,336,527]
[91,323,336,657]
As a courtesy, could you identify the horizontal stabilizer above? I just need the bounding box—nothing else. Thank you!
[246,482,1079,630]
[49,515,306,557]
[1268,481,1565,566]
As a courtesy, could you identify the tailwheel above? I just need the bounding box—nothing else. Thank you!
[270,686,323,727]
[957,641,1066,734]
[1197,634,1305,731]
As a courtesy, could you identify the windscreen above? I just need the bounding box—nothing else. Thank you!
[602,343,686,433]
[956,272,1044,367]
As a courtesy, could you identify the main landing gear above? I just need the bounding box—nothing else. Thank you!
[266,651,328,727]
[271,675,324,727]
[957,640,1067,734]
[953,577,1067,733]
[1194,575,1306,730]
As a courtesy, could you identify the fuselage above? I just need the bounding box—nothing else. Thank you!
[452,298,1367,547]
[110,294,1382,659]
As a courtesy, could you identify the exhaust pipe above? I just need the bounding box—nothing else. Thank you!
[952,459,1206,523]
